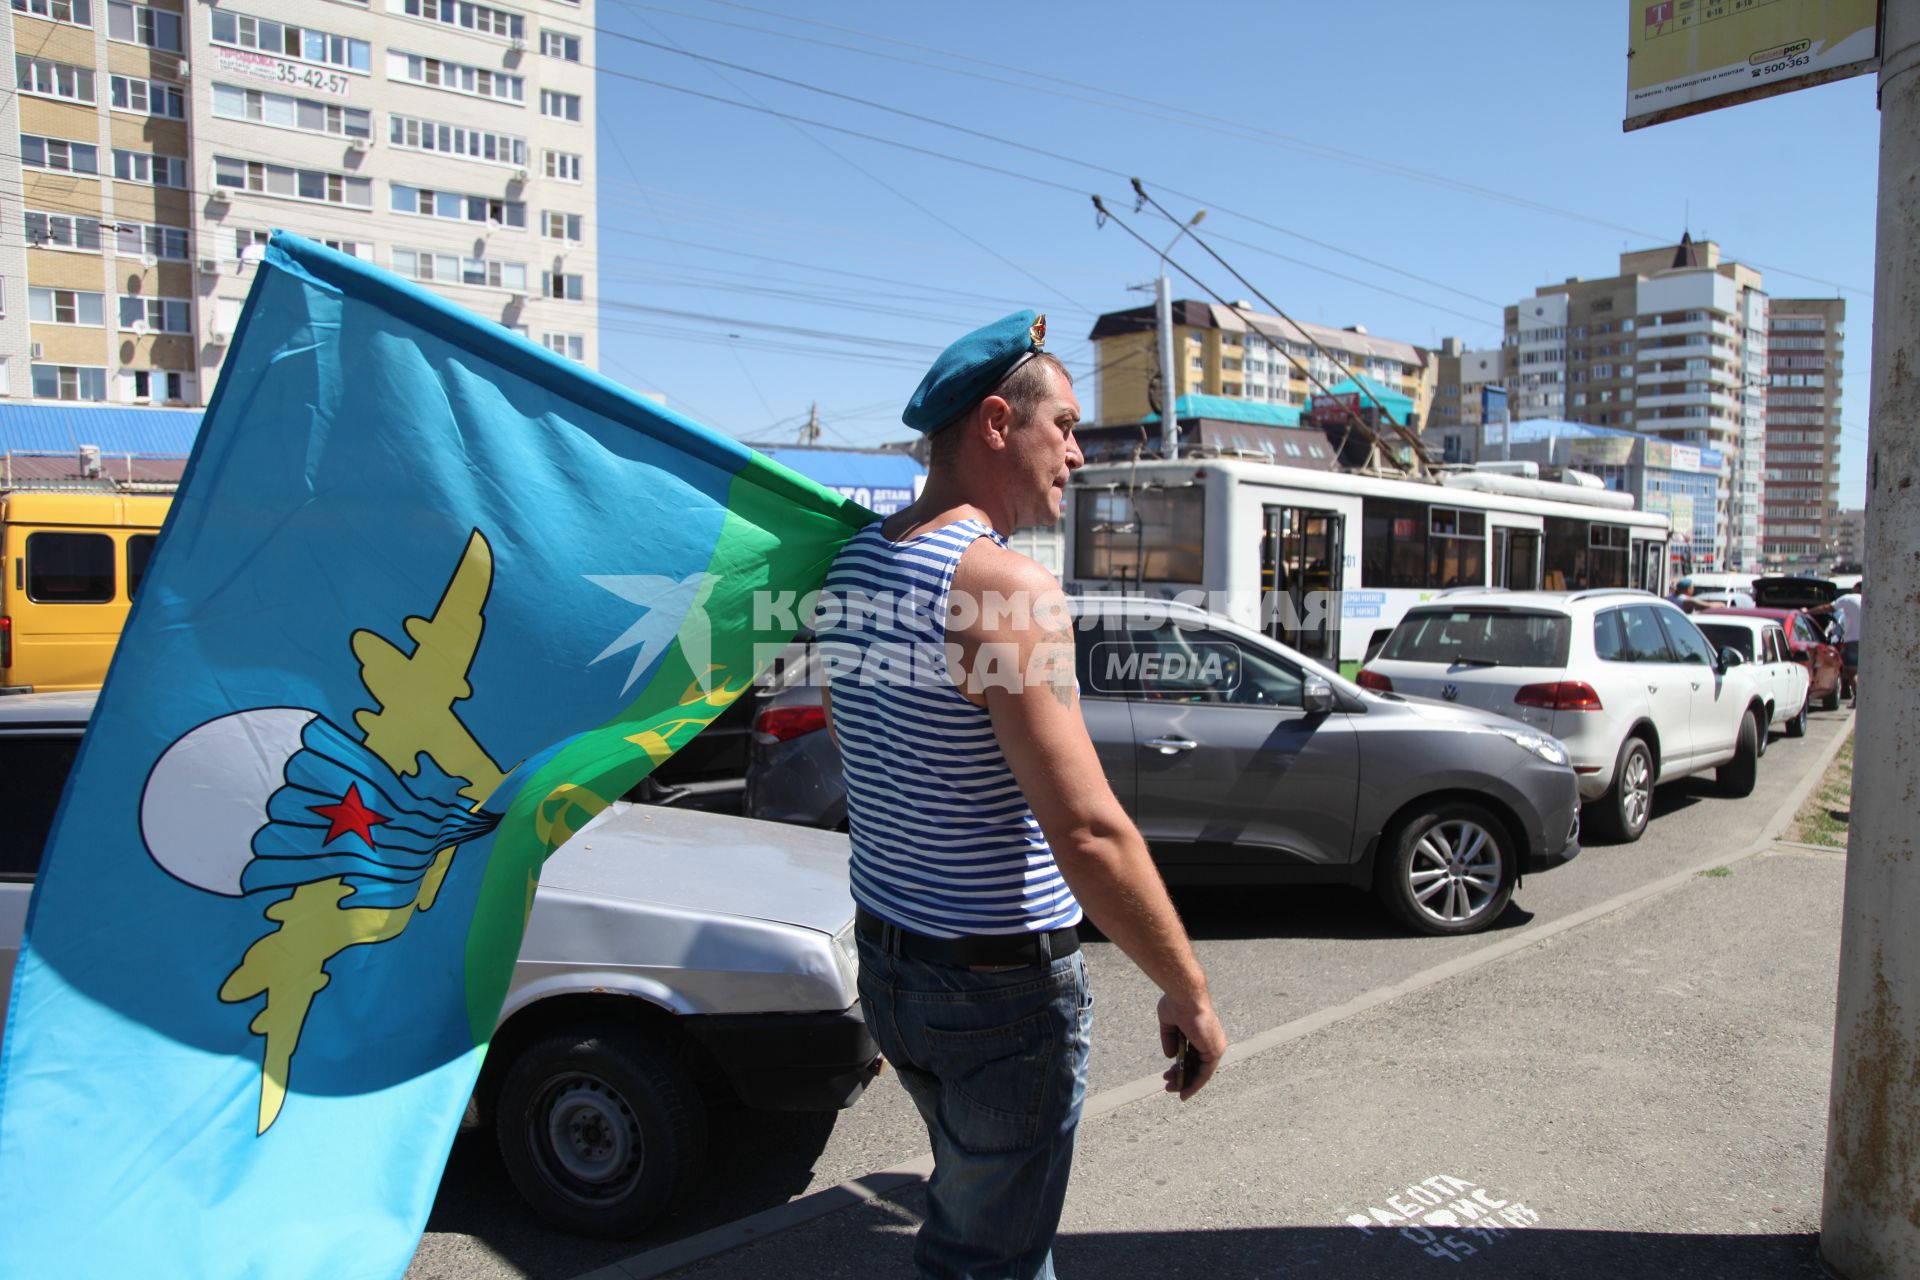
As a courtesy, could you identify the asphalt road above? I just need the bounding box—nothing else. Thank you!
[403,706,1851,1280]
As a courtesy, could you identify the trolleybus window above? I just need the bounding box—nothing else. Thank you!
[1073,486,1204,584]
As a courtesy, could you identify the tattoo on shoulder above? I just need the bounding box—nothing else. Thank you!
[1026,624,1077,709]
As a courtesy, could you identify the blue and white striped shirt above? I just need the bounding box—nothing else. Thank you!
[817,518,1082,939]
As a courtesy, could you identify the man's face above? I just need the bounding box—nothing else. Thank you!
[1005,365,1083,527]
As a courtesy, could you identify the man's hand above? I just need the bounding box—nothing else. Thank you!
[1158,992,1227,1101]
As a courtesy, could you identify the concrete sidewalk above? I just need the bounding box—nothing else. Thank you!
[610,837,1844,1279]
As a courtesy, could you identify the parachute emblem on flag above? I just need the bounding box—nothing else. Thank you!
[139,530,513,1135]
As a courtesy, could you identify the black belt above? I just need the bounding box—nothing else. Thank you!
[855,906,1080,968]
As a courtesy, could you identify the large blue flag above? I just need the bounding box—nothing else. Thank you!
[0,234,871,1276]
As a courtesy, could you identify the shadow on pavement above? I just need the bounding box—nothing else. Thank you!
[418,1109,840,1279]
[1128,883,1536,943]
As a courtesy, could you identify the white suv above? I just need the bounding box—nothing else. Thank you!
[1359,590,1768,844]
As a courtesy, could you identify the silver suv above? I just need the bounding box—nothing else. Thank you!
[748,597,1581,937]
[0,692,881,1239]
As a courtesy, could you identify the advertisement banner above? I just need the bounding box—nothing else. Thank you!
[1570,437,1637,466]
[1625,0,1880,131]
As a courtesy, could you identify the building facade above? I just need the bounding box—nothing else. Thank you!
[1088,299,1434,433]
[1429,337,1503,449]
[1500,238,1770,571]
[1762,298,1845,571]
[6,0,598,411]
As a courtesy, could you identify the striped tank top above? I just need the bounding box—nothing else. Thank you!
[817,518,1083,940]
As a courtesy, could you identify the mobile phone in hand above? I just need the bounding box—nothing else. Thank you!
[1170,1030,1203,1093]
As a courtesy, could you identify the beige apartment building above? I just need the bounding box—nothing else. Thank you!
[5,0,598,409]
[1762,298,1845,571]
[1428,336,1503,459]
[1501,237,1770,571]
[1087,299,1435,431]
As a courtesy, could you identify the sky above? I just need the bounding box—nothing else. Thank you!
[588,1,1882,508]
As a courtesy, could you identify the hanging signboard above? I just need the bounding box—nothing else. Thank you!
[1625,0,1880,131]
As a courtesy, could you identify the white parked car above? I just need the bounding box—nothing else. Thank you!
[0,692,880,1239]
[1693,614,1812,744]
[1359,590,1769,844]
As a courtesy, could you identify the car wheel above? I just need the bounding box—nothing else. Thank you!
[1717,712,1760,798]
[1785,698,1809,738]
[1821,682,1842,712]
[1755,708,1771,757]
[496,1023,707,1238]
[1589,736,1654,844]
[1375,801,1515,936]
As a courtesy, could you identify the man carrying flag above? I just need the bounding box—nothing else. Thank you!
[0,233,870,1277]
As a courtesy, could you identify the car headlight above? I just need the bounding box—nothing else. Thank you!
[1493,725,1570,766]
[832,920,860,987]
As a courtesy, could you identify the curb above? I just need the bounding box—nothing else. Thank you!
[576,713,1855,1280]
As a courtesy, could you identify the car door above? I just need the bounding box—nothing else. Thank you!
[1071,615,1137,816]
[1616,604,1697,774]
[1793,613,1839,699]
[1655,605,1741,763]
[1767,625,1806,717]
[1115,617,1360,873]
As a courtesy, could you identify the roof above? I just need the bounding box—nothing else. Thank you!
[1139,394,1303,428]
[1502,417,1640,443]
[0,404,202,456]
[1087,301,1429,367]
[2,453,185,489]
[1310,375,1415,419]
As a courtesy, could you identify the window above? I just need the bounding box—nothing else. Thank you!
[120,368,190,403]
[26,531,114,601]
[29,288,105,326]
[388,114,526,166]
[127,533,156,597]
[118,295,192,333]
[390,184,525,225]
[1426,507,1486,589]
[391,247,526,291]
[320,238,373,262]
[113,149,187,188]
[11,0,92,25]
[542,332,583,360]
[387,51,524,101]
[543,271,584,300]
[1074,486,1204,584]
[106,0,181,50]
[543,211,583,241]
[21,134,100,175]
[540,89,582,121]
[1655,608,1718,666]
[25,211,103,251]
[543,149,582,181]
[16,56,95,102]
[0,732,83,880]
[30,364,108,401]
[402,0,523,40]
[115,221,190,260]
[1385,609,1572,668]
[214,156,373,208]
[212,83,372,137]
[1361,497,1427,588]
[1107,621,1303,707]
[109,74,185,117]
[1600,606,1676,663]
[541,29,580,60]
[209,11,370,71]
[234,227,271,259]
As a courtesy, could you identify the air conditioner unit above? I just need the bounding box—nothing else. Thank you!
[174,59,189,78]
[29,342,43,360]
[513,167,529,183]
[508,292,528,307]
[197,257,219,275]
[347,137,370,154]
[209,327,231,345]
[129,320,150,335]
[210,188,231,205]
[509,35,526,51]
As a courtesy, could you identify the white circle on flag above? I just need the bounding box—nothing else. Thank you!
[140,707,317,896]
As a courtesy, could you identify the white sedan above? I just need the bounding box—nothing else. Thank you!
[1694,615,1812,745]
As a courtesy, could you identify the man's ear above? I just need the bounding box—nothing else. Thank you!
[979,394,1016,451]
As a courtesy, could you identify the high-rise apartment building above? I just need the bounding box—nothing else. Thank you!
[1762,298,1845,570]
[1502,237,1770,570]
[6,0,598,410]
[1428,337,1503,461]
[1088,300,1434,431]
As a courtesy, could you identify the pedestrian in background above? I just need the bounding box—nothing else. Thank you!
[1833,580,1864,705]
[816,311,1227,1280]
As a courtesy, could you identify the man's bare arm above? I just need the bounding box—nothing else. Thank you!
[949,544,1227,1098]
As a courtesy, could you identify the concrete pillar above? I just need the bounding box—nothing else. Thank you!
[1821,2,1920,1275]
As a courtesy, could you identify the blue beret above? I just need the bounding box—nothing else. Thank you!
[903,310,1047,434]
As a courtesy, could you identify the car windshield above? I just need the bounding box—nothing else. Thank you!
[1696,623,1755,661]
[1380,609,1571,667]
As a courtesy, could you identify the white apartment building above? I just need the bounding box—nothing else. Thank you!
[5,0,599,409]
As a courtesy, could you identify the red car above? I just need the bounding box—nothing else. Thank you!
[1715,607,1844,711]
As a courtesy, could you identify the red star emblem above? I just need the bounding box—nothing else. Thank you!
[308,783,391,848]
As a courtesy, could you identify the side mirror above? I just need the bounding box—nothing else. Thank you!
[1718,647,1746,670]
[1302,675,1335,715]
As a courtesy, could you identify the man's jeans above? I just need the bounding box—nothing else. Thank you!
[858,935,1094,1280]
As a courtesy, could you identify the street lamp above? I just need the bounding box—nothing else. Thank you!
[1153,209,1205,460]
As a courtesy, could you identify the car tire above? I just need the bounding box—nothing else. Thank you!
[1374,800,1515,937]
[1821,683,1842,712]
[1589,735,1654,844]
[1755,708,1771,757]
[1717,712,1760,798]
[1785,698,1809,738]
[496,1023,707,1239]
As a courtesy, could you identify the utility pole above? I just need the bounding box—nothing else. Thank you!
[800,402,820,446]
[1155,275,1179,460]
[1822,3,1920,1276]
